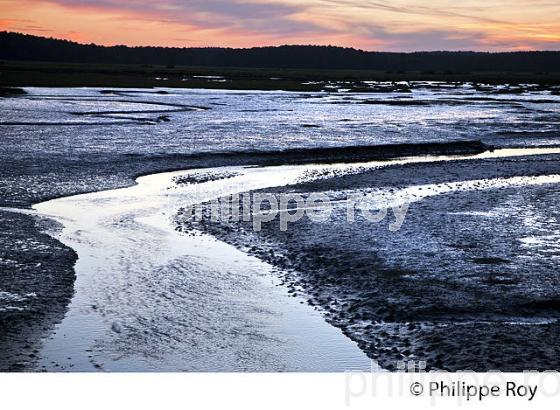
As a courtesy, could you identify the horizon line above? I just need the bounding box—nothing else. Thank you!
[3,31,560,55]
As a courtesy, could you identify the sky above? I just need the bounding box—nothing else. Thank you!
[1,0,560,51]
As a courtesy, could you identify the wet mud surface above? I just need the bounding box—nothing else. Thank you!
[188,156,560,371]
[1,85,559,370]
[0,212,76,370]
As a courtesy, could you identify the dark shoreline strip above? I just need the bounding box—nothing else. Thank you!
[147,140,490,167]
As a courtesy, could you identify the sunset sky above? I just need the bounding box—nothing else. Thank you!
[2,0,560,51]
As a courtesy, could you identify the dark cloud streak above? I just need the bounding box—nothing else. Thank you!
[319,0,514,26]
[46,0,331,36]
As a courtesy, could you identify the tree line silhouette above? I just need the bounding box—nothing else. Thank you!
[1,31,559,72]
